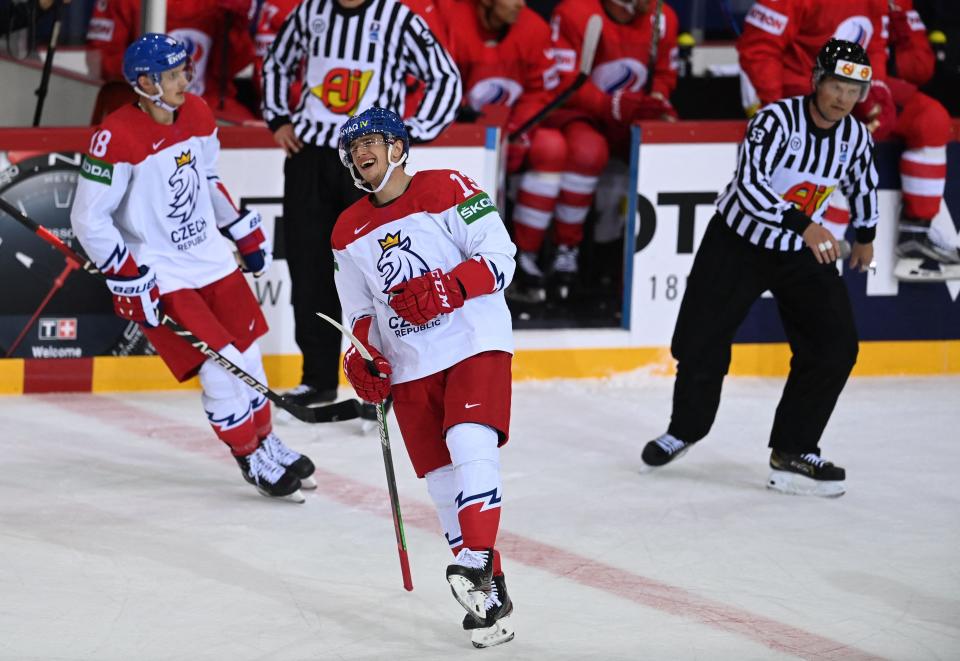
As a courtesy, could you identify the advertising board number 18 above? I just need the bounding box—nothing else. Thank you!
[649,274,688,301]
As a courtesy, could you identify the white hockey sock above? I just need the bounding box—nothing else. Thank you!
[200,344,257,455]
[240,341,269,413]
[425,464,463,551]
[446,423,501,550]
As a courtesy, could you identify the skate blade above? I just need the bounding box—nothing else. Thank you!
[471,615,515,649]
[300,475,317,490]
[256,486,306,504]
[894,258,960,282]
[447,576,486,619]
[766,471,845,498]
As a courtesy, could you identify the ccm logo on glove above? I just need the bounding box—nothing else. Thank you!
[388,268,465,326]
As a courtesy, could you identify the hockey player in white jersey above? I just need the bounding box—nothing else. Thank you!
[332,107,516,648]
[70,33,315,503]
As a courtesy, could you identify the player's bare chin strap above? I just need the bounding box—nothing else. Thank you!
[351,151,408,194]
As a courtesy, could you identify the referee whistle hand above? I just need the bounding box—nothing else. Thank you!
[273,125,303,157]
[802,224,840,264]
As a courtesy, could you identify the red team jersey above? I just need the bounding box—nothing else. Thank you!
[737,0,889,105]
[87,0,255,112]
[551,0,679,119]
[884,0,935,86]
[252,0,302,104]
[435,0,557,127]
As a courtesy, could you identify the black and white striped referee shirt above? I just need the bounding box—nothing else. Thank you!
[262,0,462,148]
[715,95,879,251]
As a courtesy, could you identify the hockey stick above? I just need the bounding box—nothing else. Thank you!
[217,13,233,110]
[317,312,414,592]
[33,0,64,126]
[4,257,79,357]
[507,13,603,142]
[0,196,361,424]
[643,0,665,95]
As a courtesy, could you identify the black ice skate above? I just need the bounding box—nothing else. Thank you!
[894,221,960,282]
[446,547,494,620]
[641,433,691,470]
[505,251,547,304]
[462,573,514,648]
[550,244,579,301]
[767,449,846,498]
[282,384,338,408]
[235,443,305,503]
[262,433,317,489]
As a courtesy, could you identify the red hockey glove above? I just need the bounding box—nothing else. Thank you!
[105,263,161,328]
[388,268,465,326]
[222,209,272,277]
[342,317,392,403]
[505,127,530,174]
[854,81,896,141]
[609,91,679,124]
[887,4,912,48]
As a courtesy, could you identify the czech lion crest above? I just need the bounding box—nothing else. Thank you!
[167,150,200,225]
[376,231,429,293]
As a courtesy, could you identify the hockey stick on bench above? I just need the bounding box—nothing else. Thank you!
[507,13,603,142]
[317,312,414,592]
[0,196,361,424]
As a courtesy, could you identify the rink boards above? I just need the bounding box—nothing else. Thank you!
[626,122,960,376]
[0,121,958,393]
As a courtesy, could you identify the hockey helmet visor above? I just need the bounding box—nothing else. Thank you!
[338,107,410,168]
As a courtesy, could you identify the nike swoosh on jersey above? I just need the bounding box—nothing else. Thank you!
[152,139,165,150]
[464,402,482,409]
[354,221,372,235]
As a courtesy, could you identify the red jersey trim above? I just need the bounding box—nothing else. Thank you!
[332,170,466,250]
[95,94,217,165]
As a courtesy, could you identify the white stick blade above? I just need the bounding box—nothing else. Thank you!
[580,14,603,75]
[316,312,373,360]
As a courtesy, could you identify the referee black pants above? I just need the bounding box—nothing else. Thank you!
[282,145,364,391]
[667,214,859,453]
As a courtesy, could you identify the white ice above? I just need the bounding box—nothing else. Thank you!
[1,374,959,661]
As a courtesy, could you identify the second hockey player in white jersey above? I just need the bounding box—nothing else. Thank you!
[332,107,516,648]
[70,33,316,503]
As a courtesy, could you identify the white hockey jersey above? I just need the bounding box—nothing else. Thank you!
[332,170,516,385]
[70,94,240,291]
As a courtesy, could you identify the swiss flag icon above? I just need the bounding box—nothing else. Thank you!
[57,318,77,340]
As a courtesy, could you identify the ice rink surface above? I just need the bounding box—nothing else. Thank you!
[1,374,958,661]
